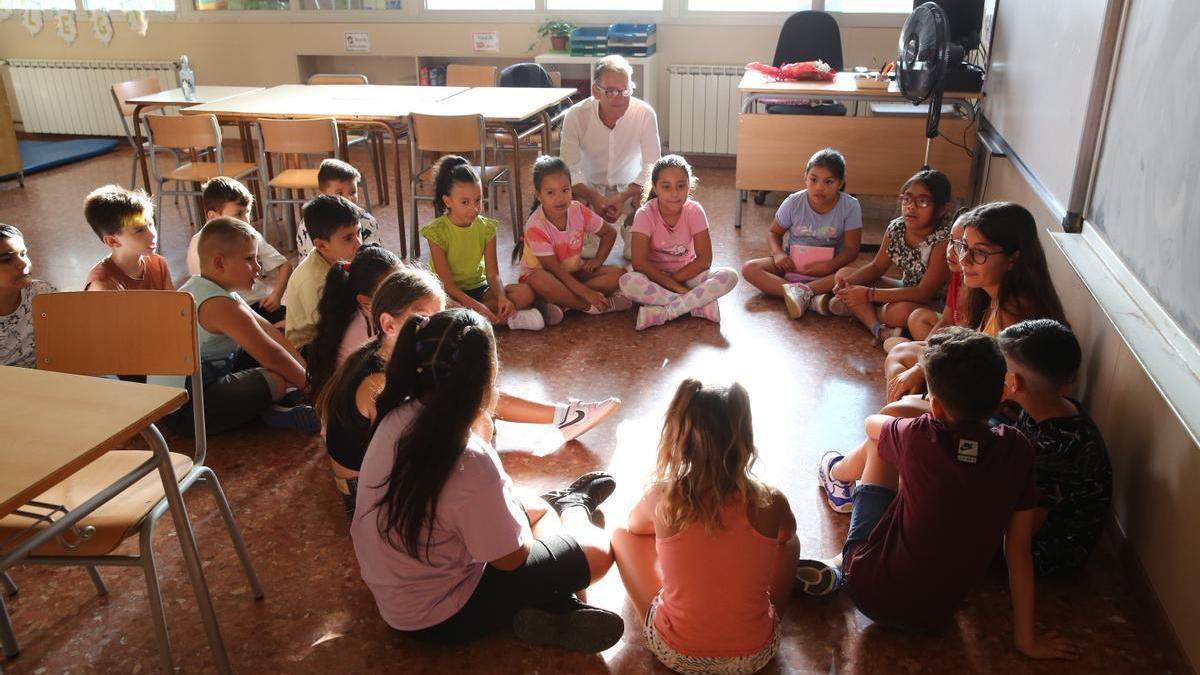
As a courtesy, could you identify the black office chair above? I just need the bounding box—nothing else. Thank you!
[755,10,848,204]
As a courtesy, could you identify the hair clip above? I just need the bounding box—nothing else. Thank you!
[417,315,432,331]
[338,260,351,272]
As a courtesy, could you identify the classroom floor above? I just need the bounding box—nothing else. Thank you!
[0,141,1189,674]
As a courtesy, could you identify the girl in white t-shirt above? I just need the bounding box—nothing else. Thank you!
[350,308,623,651]
[618,155,739,330]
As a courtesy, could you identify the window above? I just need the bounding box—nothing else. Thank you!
[547,0,662,9]
[825,0,912,12]
[195,0,288,9]
[84,0,174,10]
[689,0,810,11]
[425,0,532,9]
[299,0,399,9]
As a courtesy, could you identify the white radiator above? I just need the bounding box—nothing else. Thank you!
[5,59,178,136]
[667,64,743,155]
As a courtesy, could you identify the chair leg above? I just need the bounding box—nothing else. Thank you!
[86,566,108,596]
[140,523,176,675]
[130,152,140,190]
[155,188,165,253]
[507,177,518,248]
[361,139,375,214]
[0,593,19,659]
[1,573,16,597]
[198,469,264,599]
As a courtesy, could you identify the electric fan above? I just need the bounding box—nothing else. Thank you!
[897,1,952,169]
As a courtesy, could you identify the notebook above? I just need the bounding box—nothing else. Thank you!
[789,244,834,270]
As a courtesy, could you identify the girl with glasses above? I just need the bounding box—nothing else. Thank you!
[828,170,954,345]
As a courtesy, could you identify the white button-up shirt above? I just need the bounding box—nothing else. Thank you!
[559,96,661,190]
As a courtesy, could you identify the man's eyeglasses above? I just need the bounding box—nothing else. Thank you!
[949,238,1009,265]
[597,84,636,98]
[897,193,933,208]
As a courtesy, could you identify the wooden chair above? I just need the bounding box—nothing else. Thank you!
[407,111,515,257]
[145,113,259,247]
[305,73,385,207]
[0,291,263,675]
[446,64,498,87]
[111,78,185,191]
[256,117,340,245]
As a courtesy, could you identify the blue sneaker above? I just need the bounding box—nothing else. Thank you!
[795,558,843,596]
[818,451,855,513]
[262,403,321,434]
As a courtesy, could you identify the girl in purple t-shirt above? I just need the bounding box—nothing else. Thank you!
[618,155,739,330]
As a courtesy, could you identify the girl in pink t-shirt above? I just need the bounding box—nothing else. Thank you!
[350,308,624,651]
[612,379,800,673]
[519,156,631,319]
[618,155,739,330]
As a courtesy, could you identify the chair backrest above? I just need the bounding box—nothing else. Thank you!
[111,77,163,117]
[257,117,340,155]
[307,73,369,85]
[33,291,207,459]
[145,112,221,152]
[773,10,844,72]
[446,64,498,87]
[549,70,563,88]
[499,62,554,89]
[408,112,486,155]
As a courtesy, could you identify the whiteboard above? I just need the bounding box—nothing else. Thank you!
[1088,0,1200,344]
[982,0,1110,215]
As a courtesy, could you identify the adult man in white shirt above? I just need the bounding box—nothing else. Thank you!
[559,55,662,260]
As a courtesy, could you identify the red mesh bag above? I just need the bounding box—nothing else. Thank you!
[746,60,837,82]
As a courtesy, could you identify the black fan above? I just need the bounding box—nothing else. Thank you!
[898,2,953,169]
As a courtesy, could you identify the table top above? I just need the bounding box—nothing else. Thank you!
[126,86,265,107]
[535,53,658,64]
[0,366,187,518]
[180,84,469,121]
[418,87,575,123]
[738,70,978,101]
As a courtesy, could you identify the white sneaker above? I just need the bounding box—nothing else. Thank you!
[540,303,565,326]
[605,293,633,312]
[507,308,545,331]
[558,397,621,442]
[782,282,814,319]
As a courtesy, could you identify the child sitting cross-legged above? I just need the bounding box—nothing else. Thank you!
[283,194,365,353]
[422,155,543,331]
[155,217,318,435]
[799,327,1078,660]
[519,155,631,320]
[316,267,622,519]
[612,379,800,674]
[83,185,174,291]
[999,319,1112,576]
[0,224,56,368]
[618,154,738,330]
[350,308,624,651]
[186,177,293,325]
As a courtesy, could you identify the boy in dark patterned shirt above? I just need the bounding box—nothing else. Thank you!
[999,319,1113,576]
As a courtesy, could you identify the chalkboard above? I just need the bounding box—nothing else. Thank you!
[1088,0,1200,344]
[982,0,1110,216]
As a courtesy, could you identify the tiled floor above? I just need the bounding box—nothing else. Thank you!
[0,141,1189,674]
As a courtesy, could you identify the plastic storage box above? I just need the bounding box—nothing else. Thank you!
[607,23,657,57]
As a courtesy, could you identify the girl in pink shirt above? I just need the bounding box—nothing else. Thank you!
[520,156,632,319]
[612,379,800,674]
[618,155,739,330]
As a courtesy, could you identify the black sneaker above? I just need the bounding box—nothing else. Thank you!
[513,597,624,653]
[539,471,616,516]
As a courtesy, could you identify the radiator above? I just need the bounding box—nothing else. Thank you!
[5,59,178,136]
[667,64,743,155]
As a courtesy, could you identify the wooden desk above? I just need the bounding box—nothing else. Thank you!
[183,84,469,258]
[735,70,977,227]
[0,367,232,673]
[416,86,575,255]
[126,86,265,198]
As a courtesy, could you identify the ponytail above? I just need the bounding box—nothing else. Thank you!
[529,155,572,215]
[432,155,479,218]
[308,244,401,400]
[642,154,697,205]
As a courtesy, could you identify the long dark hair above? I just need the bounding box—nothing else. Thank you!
[432,155,480,218]
[315,266,445,430]
[529,155,572,215]
[900,169,953,228]
[961,202,1066,330]
[372,309,498,560]
[308,244,401,399]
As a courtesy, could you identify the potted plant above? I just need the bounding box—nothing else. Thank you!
[533,18,575,52]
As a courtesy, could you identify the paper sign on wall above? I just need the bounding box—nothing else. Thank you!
[345,32,370,53]
[472,31,499,53]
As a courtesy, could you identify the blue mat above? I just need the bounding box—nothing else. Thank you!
[1,138,121,181]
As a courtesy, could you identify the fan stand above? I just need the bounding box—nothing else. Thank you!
[921,87,945,170]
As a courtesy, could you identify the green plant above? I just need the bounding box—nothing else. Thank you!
[529,17,576,51]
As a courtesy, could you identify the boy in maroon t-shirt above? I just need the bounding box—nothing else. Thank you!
[796,328,1077,660]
